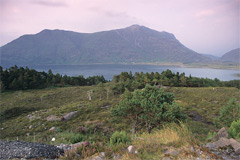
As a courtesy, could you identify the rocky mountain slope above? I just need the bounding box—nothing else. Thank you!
[0,25,211,66]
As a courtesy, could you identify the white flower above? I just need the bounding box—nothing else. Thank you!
[51,137,55,141]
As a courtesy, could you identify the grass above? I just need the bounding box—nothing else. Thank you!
[0,85,239,146]
[120,123,206,160]
[170,87,240,141]
[0,85,123,143]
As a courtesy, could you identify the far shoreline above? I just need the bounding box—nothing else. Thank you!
[2,62,240,70]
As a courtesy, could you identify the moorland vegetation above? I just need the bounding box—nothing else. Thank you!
[0,65,240,159]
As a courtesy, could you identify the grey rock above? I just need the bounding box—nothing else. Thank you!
[164,148,179,157]
[112,154,121,160]
[63,111,78,121]
[49,127,56,132]
[101,105,110,109]
[190,146,195,152]
[127,145,135,153]
[46,115,62,121]
[229,138,240,155]
[215,127,229,140]
[207,137,231,150]
[206,137,240,159]
[101,152,105,157]
[0,141,63,159]
[56,144,72,151]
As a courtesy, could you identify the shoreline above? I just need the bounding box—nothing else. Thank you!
[2,62,240,70]
[32,62,240,70]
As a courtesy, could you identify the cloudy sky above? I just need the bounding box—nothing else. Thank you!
[0,0,239,56]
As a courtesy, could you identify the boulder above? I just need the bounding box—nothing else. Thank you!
[56,144,72,151]
[229,138,240,155]
[206,137,231,150]
[63,111,78,121]
[71,141,89,151]
[164,148,179,157]
[46,115,62,121]
[127,145,135,153]
[49,127,56,132]
[89,153,106,160]
[101,105,110,109]
[214,127,228,140]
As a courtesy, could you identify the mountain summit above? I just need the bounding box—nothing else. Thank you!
[1,25,211,66]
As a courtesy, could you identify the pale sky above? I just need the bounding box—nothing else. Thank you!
[0,0,239,56]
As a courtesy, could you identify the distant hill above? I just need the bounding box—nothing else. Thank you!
[220,48,240,64]
[0,25,211,66]
[200,54,219,60]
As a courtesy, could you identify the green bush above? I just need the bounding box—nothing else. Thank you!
[110,131,131,146]
[228,119,240,139]
[55,132,86,144]
[56,127,62,133]
[70,134,85,144]
[218,97,240,127]
[206,131,217,141]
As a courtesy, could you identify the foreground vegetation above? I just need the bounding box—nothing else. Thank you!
[1,83,239,141]
[1,66,240,159]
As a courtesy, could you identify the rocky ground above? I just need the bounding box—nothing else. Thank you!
[0,141,63,159]
[1,127,239,160]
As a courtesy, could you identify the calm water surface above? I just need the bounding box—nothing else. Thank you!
[27,64,239,81]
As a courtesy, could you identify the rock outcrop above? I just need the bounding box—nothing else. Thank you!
[214,127,228,140]
[0,141,63,159]
[46,111,78,122]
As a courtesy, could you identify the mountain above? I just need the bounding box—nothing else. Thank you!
[0,25,211,66]
[200,54,219,60]
[220,48,240,64]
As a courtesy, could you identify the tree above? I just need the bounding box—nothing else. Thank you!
[111,89,142,138]
[180,76,187,87]
[138,85,185,133]
[111,85,185,136]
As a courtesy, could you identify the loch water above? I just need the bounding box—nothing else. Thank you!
[25,64,240,81]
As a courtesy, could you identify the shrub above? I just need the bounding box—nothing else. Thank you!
[70,134,85,144]
[110,131,131,146]
[206,131,217,141]
[228,119,240,139]
[111,85,186,136]
[56,127,62,133]
[76,141,103,159]
[218,97,240,127]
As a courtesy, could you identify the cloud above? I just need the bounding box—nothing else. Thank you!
[195,9,215,17]
[30,0,68,7]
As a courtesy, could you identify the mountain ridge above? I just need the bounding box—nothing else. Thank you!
[220,48,240,64]
[1,25,212,66]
